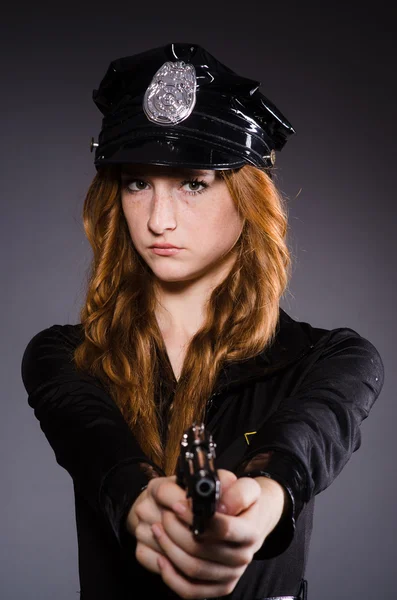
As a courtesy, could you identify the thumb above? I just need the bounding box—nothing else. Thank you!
[216,469,238,514]
[216,468,237,492]
[218,475,261,517]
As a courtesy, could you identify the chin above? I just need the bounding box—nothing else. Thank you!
[151,265,204,283]
[154,273,196,283]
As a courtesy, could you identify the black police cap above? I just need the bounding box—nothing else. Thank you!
[90,42,296,171]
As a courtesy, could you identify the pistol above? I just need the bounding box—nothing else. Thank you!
[176,422,221,536]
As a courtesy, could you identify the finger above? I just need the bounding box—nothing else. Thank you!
[202,505,261,549]
[171,498,194,528]
[218,476,261,517]
[133,493,163,525]
[149,475,188,510]
[161,509,252,568]
[135,541,163,574]
[152,522,246,584]
[134,522,164,554]
[157,553,241,598]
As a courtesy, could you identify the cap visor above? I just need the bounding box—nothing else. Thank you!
[95,137,248,170]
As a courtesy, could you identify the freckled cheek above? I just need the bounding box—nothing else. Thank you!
[124,209,147,245]
[207,210,240,239]
[183,216,220,248]
[122,203,144,230]
[185,208,238,247]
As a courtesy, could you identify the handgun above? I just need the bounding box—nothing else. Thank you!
[176,422,221,536]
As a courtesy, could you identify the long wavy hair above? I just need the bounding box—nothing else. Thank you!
[73,163,292,476]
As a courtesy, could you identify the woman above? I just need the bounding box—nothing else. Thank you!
[21,43,384,600]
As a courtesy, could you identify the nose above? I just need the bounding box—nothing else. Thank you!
[147,184,177,234]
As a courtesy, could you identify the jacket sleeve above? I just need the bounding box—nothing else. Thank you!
[235,327,385,559]
[21,324,164,549]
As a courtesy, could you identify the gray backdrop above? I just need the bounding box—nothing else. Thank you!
[2,2,395,599]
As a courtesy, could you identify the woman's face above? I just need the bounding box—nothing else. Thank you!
[120,164,244,285]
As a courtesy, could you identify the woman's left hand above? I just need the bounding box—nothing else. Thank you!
[152,468,287,599]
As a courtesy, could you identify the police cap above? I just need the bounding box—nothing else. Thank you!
[91,42,295,171]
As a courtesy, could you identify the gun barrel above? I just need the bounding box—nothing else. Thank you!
[196,475,216,497]
[176,422,220,535]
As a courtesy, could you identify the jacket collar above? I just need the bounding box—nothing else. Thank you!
[73,307,323,393]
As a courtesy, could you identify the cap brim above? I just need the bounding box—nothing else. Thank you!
[94,137,249,171]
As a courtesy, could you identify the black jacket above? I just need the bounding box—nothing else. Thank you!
[20,308,384,599]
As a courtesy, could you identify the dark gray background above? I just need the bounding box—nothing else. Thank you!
[2,2,395,599]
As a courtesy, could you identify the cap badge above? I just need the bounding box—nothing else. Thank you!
[143,60,197,125]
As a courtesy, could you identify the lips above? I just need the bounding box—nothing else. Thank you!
[150,244,181,249]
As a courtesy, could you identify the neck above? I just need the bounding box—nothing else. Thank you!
[154,250,238,339]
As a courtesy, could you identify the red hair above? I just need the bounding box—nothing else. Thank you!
[73,164,292,475]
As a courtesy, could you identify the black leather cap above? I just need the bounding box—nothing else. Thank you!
[91,43,296,171]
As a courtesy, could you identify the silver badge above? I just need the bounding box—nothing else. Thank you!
[143,60,197,125]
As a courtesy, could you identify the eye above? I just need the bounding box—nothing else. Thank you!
[181,179,208,195]
[123,179,148,193]
[121,177,209,196]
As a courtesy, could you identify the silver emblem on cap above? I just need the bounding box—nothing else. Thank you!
[263,149,276,166]
[143,60,197,125]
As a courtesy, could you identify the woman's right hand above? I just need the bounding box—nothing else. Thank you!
[126,475,189,574]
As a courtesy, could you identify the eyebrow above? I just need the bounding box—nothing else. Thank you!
[120,167,213,178]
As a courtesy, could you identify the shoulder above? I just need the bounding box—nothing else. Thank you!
[279,307,383,356]
[21,323,85,395]
[21,323,84,365]
[24,323,84,349]
[278,308,385,395]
